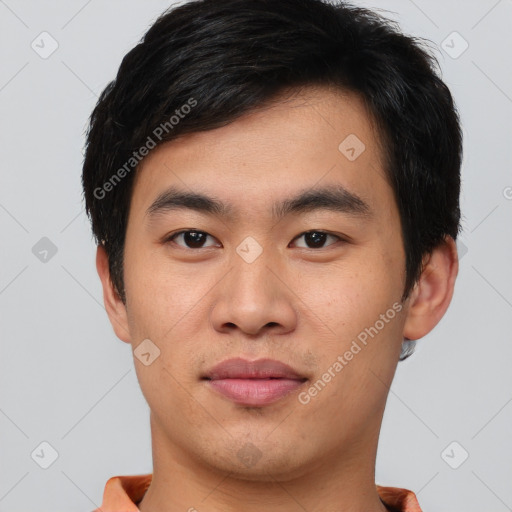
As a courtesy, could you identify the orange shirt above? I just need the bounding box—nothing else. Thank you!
[93,474,423,512]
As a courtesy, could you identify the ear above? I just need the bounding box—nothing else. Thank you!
[403,235,459,341]
[96,244,131,344]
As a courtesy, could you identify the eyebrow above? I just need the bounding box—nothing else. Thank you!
[145,184,373,223]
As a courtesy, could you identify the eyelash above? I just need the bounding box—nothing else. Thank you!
[163,229,346,250]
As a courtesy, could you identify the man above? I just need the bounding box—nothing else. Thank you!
[82,0,462,510]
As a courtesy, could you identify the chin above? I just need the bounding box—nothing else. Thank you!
[198,438,313,483]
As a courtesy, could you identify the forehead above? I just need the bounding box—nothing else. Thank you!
[130,85,392,222]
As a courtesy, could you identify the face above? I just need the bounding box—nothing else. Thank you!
[115,86,412,480]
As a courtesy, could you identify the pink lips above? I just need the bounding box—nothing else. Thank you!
[203,357,307,406]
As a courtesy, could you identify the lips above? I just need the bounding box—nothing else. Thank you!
[202,358,307,406]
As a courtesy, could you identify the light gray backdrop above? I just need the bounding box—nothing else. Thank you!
[1,0,511,511]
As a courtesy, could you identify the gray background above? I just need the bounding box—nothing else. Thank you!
[1,0,511,510]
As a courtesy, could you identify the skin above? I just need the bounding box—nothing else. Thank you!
[96,85,458,512]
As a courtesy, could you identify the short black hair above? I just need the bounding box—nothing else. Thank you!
[82,0,462,336]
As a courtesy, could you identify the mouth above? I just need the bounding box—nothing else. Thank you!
[202,357,308,407]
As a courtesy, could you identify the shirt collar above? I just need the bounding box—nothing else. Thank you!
[95,474,423,512]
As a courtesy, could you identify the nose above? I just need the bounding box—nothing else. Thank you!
[209,248,298,337]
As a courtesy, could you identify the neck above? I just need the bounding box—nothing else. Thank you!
[137,414,389,512]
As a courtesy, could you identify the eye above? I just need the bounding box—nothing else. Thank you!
[164,230,220,249]
[291,230,343,249]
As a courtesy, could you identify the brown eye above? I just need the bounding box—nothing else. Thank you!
[292,231,341,249]
[166,230,219,249]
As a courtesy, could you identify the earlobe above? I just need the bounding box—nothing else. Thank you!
[96,245,132,344]
[403,235,459,341]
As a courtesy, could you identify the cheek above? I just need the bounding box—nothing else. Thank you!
[305,255,401,342]
[123,244,216,340]
[300,251,405,414]
[123,247,219,383]
[297,266,404,436]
